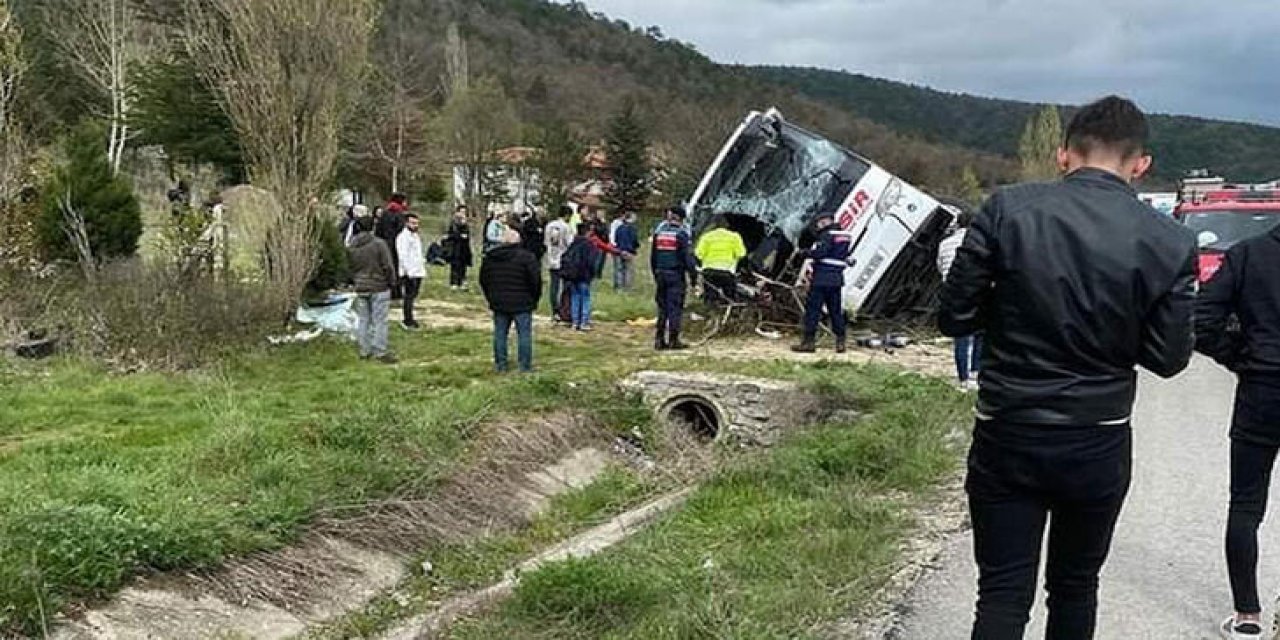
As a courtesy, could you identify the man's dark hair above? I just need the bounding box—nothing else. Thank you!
[390,193,408,205]
[559,204,574,219]
[668,205,687,219]
[355,216,375,233]
[1065,96,1149,159]
[576,222,591,236]
[455,204,468,212]
[404,212,419,221]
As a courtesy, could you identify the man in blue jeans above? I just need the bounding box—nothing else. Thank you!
[480,229,542,372]
[940,96,1197,639]
[346,216,398,364]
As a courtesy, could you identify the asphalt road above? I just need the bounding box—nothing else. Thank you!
[893,357,1280,640]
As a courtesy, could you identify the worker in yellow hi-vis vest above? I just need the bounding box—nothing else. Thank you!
[694,216,747,304]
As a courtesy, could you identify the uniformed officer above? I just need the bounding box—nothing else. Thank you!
[651,207,698,350]
[792,212,853,353]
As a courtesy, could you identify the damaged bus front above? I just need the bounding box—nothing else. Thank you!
[687,108,955,320]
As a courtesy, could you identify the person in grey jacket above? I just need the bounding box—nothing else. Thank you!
[346,216,398,363]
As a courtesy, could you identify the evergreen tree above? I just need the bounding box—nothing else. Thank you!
[603,102,651,213]
[1018,105,1062,182]
[134,54,244,182]
[37,123,142,263]
[957,165,984,207]
[535,119,585,215]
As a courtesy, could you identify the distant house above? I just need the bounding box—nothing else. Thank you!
[450,145,665,217]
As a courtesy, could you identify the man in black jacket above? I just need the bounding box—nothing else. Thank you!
[480,229,543,373]
[1196,224,1280,639]
[940,96,1198,639]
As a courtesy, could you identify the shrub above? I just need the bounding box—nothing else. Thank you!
[306,217,350,298]
[36,124,142,263]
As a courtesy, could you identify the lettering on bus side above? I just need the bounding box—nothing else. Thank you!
[838,189,873,230]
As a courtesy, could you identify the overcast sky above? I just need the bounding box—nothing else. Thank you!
[577,0,1280,127]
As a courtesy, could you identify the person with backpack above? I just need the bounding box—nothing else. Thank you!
[940,96,1197,638]
[544,205,575,321]
[442,205,474,290]
[480,229,542,373]
[558,223,601,331]
[1196,222,1280,640]
[483,211,508,255]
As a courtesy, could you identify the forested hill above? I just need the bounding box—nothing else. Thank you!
[371,0,1019,195]
[750,66,1280,184]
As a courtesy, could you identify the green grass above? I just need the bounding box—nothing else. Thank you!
[450,364,969,639]
[0,323,657,633]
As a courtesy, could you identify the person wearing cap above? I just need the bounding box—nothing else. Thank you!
[651,206,698,350]
[792,211,853,353]
[480,228,542,372]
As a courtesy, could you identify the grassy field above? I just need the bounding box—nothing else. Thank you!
[0,318,657,633]
[449,362,969,639]
[0,261,966,636]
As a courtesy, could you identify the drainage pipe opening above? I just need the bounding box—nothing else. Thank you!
[662,396,722,443]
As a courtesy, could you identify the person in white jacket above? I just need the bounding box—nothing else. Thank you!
[543,205,575,320]
[396,213,427,330]
[937,204,980,390]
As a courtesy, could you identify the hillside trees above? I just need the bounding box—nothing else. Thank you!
[42,0,151,176]
[133,53,244,182]
[184,0,379,313]
[37,123,142,264]
[603,102,651,213]
[1018,105,1062,181]
[434,76,521,212]
[0,0,26,203]
[535,119,586,214]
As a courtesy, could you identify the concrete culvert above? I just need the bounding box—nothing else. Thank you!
[661,396,723,443]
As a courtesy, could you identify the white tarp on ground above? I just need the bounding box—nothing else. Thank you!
[269,294,358,345]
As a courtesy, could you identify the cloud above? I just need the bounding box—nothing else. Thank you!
[577,0,1280,126]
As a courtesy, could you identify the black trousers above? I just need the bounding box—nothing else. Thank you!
[1228,439,1280,614]
[654,269,686,344]
[449,262,468,287]
[402,277,422,325]
[967,419,1132,640]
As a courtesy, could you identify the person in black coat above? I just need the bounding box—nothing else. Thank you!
[480,229,542,372]
[1196,223,1280,636]
[442,205,474,290]
[939,96,1197,638]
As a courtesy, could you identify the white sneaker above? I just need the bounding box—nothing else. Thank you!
[1221,616,1263,639]
[965,380,980,392]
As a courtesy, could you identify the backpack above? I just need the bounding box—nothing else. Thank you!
[558,239,588,282]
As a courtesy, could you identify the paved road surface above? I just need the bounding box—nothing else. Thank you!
[894,357,1280,639]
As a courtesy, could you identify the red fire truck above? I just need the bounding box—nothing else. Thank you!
[1175,187,1280,282]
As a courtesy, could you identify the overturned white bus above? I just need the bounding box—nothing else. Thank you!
[686,108,956,320]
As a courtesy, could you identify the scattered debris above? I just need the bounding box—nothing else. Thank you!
[14,330,58,359]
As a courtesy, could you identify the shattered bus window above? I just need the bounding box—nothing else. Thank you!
[688,109,955,321]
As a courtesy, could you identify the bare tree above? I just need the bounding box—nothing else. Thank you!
[444,22,469,100]
[184,0,378,313]
[44,0,149,176]
[432,77,520,213]
[0,0,27,202]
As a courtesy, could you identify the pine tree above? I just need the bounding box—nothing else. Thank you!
[37,123,142,263]
[1018,105,1063,181]
[603,103,651,213]
[957,165,984,207]
[535,120,586,215]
